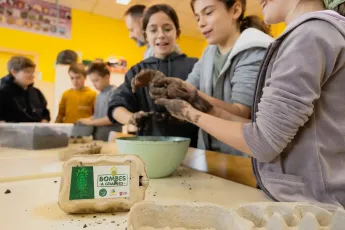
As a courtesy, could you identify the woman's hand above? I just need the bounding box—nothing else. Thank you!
[155,99,201,124]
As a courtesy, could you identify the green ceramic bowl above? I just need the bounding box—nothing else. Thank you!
[116,136,191,179]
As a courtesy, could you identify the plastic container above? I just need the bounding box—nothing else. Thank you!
[116,136,190,179]
[0,123,73,150]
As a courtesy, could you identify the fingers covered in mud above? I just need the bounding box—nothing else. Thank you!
[188,92,214,113]
[167,87,190,100]
[149,84,189,101]
[132,69,166,93]
[155,99,200,123]
[150,87,168,100]
[128,111,154,127]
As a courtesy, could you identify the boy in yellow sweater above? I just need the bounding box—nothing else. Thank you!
[55,63,96,123]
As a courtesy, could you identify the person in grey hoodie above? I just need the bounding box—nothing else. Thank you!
[155,0,345,209]
[185,0,274,156]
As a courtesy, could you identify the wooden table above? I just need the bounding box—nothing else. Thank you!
[183,148,257,188]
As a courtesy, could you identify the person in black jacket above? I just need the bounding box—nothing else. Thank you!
[0,56,50,123]
[108,4,198,146]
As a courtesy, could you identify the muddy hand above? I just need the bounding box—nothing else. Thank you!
[155,99,200,123]
[149,77,190,100]
[188,90,214,113]
[131,69,166,93]
[152,83,213,113]
[128,111,154,127]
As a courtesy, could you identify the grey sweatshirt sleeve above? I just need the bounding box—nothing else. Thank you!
[243,21,336,163]
[186,58,202,89]
[231,48,266,107]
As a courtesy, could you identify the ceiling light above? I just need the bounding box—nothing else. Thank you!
[116,0,131,5]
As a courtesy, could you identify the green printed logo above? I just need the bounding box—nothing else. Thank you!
[69,167,94,200]
[99,189,107,197]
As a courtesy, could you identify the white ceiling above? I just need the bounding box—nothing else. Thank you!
[45,0,263,39]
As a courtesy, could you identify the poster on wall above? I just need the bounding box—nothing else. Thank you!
[0,0,71,39]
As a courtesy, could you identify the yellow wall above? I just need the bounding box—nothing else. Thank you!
[0,9,205,82]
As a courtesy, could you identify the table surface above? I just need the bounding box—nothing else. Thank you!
[0,142,256,187]
[0,142,118,182]
[0,167,270,230]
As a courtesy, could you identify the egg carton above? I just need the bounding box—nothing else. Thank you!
[69,135,93,144]
[59,142,102,161]
[128,201,345,230]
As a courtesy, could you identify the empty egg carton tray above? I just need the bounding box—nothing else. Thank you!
[128,201,345,230]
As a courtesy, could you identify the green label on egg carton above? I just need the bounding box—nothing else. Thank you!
[69,166,130,200]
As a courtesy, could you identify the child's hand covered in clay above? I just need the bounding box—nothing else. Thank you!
[132,69,213,113]
[128,111,153,127]
[155,99,201,124]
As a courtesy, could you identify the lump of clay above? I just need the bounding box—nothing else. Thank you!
[131,69,166,93]
[58,154,149,214]
[59,142,102,161]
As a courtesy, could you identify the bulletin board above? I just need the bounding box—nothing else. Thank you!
[0,0,72,39]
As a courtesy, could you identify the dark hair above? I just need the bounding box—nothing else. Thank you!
[332,3,345,16]
[190,0,270,34]
[142,4,181,38]
[69,63,86,77]
[124,4,146,18]
[7,56,36,73]
[86,62,110,78]
[56,49,78,65]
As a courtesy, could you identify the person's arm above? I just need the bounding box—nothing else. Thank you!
[55,93,66,123]
[79,116,112,126]
[107,66,140,124]
[193,109,254,156]
[209,105,251,123]
[198,91,251,118]
[113,107,133,125]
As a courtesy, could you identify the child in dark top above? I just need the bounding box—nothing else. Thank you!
[108,4,199,146]
[0,56,50,123]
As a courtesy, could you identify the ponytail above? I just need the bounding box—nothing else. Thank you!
[239,15,271,35]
